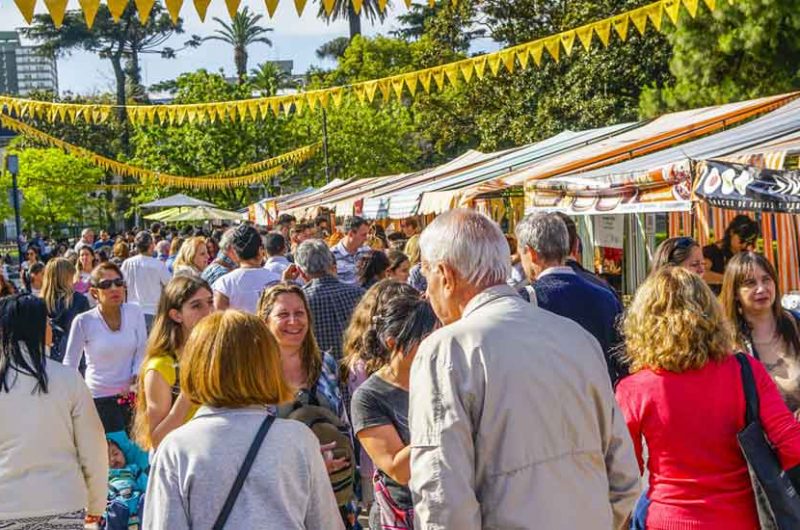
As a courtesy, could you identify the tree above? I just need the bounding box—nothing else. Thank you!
[204,8,273,82]
[393,1,485,52]
[21,4,199,149]
[0,147,106,233]
[315,36,351,60]
[317,0,393,40]
[639,0,800,116]
[248,62,292,96]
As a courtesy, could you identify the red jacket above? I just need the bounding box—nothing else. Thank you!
[616,354,800,530]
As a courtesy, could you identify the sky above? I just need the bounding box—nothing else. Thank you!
[0,0,415,95]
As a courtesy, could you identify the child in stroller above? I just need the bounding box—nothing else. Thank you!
[103,431,149,530]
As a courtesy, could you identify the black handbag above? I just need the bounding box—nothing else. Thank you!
[211,414,275,530]
[735,353,800,529]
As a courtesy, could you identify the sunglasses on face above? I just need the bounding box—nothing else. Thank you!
[92,278,125,290]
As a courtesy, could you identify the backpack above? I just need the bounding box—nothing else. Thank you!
[278,388,355,506]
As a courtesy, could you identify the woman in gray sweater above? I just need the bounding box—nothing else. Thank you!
[143,310,344,530]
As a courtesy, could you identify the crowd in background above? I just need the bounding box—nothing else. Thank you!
[2,208,800,530]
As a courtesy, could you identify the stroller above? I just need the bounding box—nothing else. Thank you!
[103,431,150,530]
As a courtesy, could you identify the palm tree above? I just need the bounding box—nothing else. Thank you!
[204,7,273,82]
[248,62,292,96]
[317,0,392,40]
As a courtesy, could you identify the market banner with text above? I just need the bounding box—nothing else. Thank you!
[694,160,800,213]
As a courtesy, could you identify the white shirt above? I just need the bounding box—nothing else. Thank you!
[63,303,147,398]
[212,267,281,314]
[0,348,107,519]
[264,256,303,286]
[120,254,172,315]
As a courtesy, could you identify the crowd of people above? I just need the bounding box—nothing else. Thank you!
[1,208,800,530]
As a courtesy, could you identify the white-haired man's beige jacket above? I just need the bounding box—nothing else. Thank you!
[409,285,640,529]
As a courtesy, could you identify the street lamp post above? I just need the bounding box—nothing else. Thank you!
[5,154,23,266]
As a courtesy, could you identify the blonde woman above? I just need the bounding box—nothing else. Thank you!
[132,276,214,450]
[143,311,343,529]
[172,236,209,277]
[617,266,800,530]
[42,258,91,362]
[73,246,96,305]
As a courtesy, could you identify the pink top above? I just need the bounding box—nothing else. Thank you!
[616,354,800,530]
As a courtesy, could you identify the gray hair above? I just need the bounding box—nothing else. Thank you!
[419,209,510,288]
[219,227,236,251]
[295,239,334,277]
[515,213,569,263]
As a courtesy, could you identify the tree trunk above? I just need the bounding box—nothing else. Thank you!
[110,51,129,154]
[235,46,247,83]
[348,3,361,39]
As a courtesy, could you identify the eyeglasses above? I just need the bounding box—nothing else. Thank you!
[92,278,125,290]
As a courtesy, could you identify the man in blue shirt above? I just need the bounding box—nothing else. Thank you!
[516,212,625,385]
[330,216,371,285]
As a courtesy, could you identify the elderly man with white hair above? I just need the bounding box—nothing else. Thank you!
[409,208,639,530]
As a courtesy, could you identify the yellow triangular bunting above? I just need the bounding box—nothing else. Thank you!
[391,78,405,99]
[702,0,715,10]
[612,14,629,41]
[353,85,366,103]
[331,88,344,107]
[529,42,544,66]
[364,81,378,103]
[682,0,699,17]
[352,0,363,14]
[318,90,330,109]
[432,68,446,91]
[576,24,594,51]
[44,0,68,27]
[663,0,681,25]
[134,0,156,23]
[418,70,432,93]
[377,0,387,12]
[487,53,502,76]
[306,92,318,111]
[107,0,128,21]
[630,7,648,35]
[225,0,240,18]
[294,0,307,15]
[14,0,37,23]
[444,65,460,86]
[459,61,474,82]
[594,20,612,47]
[472,56,487,79]
[194,0,211,20]
[165,0,183,22]
[322,0,335,15]
[516,48,529,69]
[646,2,664,31]
[544,36,560,62]
[404,74,418,96]
[560,30,576,56]
[378,80,391,102]
[264,0,278,17]
[500,49,516,72]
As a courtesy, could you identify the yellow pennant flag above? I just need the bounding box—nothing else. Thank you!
[291,97,305,116]
[516,48,529,70]
[576,24,594,51]
[404,74,419,96]
[318,90,330,109]
[364,81,379,103]
[44,0,68,27]
[560,30,576,56]
[472,55,487,79]
[646,2,664,31]
[500,49,516,72]
[432,68,446,91]
[269,99,281,116]
[594,20,612,47]
[306,92,319,111]
[247,103,258,120]
[165,0,184,23]
[322,0,335,16]
[403,0,411,6]
[134,0,156,23]
[459,61,474,83]
[57,106,67,122]
[377,0,388,12]
[194,0,211,20]
[14,0,37,23]
[418,70,432,93]
[544,36,560,62]
[487,53,502,76]
[682,0,699,17]
[630,7,648,35]
[663,0,681,25]
[352,0,363,14]
[612,13,630,41]
[392,78,405,100]
[225,0,241,18]
[107,0,129,22]
[378,80,392,102]
[444,65,460,86]
[702,0,716,10]
[529,41,544,66]
[264,0,278,17]
[187,108,199,124]
[331,87,345,107]
[353,85,367,103]
[294,0,307,16]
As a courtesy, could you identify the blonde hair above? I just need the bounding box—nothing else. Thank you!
[180,311,292,408]
[623,267,733,373]
[133,275,213,448]
[112,240,129,260]
[173,236,206,273]
[256,283,321,389]
[41,258,76,314]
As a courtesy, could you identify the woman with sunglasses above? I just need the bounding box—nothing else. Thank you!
[63,262,147,433]
[651,237,706,276]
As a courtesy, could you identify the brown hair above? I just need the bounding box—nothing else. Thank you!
[89,261,123,286]
[720,252,800,357]
[257,283,322,389]
[133,275,213,448]
[386,249,409,272]
[180,311,292,408]
[41,258,76,314]
[650,237,700,273]
[112,240,129,260]
[623,266,733,373]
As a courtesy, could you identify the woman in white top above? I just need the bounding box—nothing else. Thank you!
[0,294,107,530]
[73,246,97,307]
[63,262,147,433]
[172,236,209,277]
[143,310,343,530]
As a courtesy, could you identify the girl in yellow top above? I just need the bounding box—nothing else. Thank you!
[132,276,214,450]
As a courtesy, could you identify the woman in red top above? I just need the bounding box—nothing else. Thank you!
[616,267,800,530]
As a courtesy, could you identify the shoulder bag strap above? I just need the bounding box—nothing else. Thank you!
[211,414,276,530]
[735,352,760,426]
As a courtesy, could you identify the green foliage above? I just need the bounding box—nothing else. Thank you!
[0,148,106,233]
[315,0,393,39]
[639,0,800,116]
[205,7,273,81]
